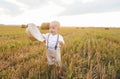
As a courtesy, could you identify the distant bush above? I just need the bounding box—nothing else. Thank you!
[105,28,109,30]
[21,24,27,28]
[81,27,85,29]
[40,22,50,30]
[76,27,79,29]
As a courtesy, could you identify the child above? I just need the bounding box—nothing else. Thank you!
[42,21,65,78]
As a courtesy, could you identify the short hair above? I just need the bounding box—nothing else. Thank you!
[50,21,60,28]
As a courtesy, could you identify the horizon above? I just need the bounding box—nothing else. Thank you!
[0,24,120,27]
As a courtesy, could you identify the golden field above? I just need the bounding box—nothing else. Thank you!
[0,26,120,79]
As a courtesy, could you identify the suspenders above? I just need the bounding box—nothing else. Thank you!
[55,34,59,49]
[47,34,59,50]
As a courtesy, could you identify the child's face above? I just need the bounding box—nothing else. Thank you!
[49,23,59,34]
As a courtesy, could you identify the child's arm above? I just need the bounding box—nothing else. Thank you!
[59,35,65,46]
[42,34,46,43]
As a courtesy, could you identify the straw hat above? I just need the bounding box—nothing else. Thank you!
[25,23,45,42]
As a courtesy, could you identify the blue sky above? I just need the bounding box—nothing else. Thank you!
[0,0,120,27]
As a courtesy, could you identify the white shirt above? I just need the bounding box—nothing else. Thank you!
[43,33,64,50]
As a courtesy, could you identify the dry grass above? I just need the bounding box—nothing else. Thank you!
[0,26,120,79]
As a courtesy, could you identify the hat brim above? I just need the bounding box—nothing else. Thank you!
[26,23,45,42]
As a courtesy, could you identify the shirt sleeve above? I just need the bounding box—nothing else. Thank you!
[42,33,49,40]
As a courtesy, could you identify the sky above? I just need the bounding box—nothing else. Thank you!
[0,0,120,27]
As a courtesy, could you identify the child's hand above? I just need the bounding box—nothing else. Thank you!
[42,35,46,43]
[59,41,65,46]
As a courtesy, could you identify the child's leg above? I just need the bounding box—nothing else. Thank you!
[46,49,56,79]
[48,64,54,79]
[57,66,64,79]
[57,65,62,74]
[55,49,62,74]
[46,49,54,65]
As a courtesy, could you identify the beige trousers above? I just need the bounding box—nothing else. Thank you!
[46,48,61,67]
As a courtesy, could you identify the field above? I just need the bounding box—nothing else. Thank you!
[0,26,120,79]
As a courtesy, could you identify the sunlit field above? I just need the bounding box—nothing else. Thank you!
[0,26,120,79]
